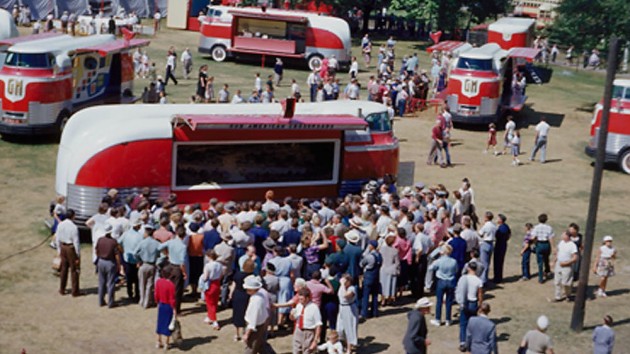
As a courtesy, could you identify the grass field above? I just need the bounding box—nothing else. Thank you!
[0,25,628,353]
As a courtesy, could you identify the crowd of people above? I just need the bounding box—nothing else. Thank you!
[51,176,618,353]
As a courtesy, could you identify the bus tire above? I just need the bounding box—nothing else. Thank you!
[307,54,323,71]
[211,45,227,62]
[619,149,630,174]
[57,110,71,134]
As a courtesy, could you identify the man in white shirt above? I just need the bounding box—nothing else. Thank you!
[456,262,483,350]
[243,276,270,353]
[502,116,516,155]
[306,69,319,102]
[218,84,230,103]
[291,288,322,353]
[86,202,110,264]
[460,216,480,254]
[254,73,262,93]
[346,79,360,100]
[262,190,280,213]
[477,211,496,285]
[231,89,244,104]
[532,213,555,283]
[56,209,81,296]
[180,48,192,79]
[551,231,577,302]
[529,116,551,163]
[291,79,301,99]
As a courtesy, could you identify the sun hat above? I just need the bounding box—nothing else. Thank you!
[414,297,433,309]
[132,218,143,227]
[603,235,613,242]
[349,216,364,229]
[345,230,361,244]
[537,315,549,330]
[263,238,276,251]
[103,223,113,234]
[243,275,263,290]
[402,186,413,196]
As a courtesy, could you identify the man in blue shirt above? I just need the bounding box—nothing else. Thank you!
[282,219,302,247]
[118,219,144,302]
[158,225,188,312]
[135,224,161,308]
[429,244,458,327]
[343,230,363,285]
[203,219,222,253]
[250,214,269,260]
[448,224,468,279]
[493,214,511,284]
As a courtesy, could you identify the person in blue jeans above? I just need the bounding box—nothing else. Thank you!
[429,244,458,327]
[520,223,534,280]
[456,262,483,351]
[360,240,382,319]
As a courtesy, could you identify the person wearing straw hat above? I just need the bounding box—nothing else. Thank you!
[95,223,122,308]
[519,315,554,354]
[135,224,161,308]
[343,230,363,286]
[403,297,432,354]
[360,240,382,320]
[593,235,617,298]
[243,275,270,354]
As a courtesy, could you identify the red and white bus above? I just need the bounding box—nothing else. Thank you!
[198,6,351,70]
[56,100,398,224]
[586,79,630,174]
[487,17,535,50]
[0,34,149,136]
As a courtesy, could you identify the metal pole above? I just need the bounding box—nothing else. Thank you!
[570,36,620,332]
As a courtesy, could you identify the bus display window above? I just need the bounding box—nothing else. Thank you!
[175,141,337,188]
[365,112,391,132]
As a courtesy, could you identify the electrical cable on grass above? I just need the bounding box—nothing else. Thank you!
[0,231,53,264]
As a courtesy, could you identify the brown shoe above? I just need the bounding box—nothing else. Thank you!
[59,289,66,296]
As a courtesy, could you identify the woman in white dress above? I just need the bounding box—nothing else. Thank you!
[593,235,617,297]
[336,274,358,354]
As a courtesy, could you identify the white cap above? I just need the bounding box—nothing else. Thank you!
[537,315,549,330]
[603,235,613,242]
[243,275,263,290]
[414,297,433,309]
[295,278,306,288]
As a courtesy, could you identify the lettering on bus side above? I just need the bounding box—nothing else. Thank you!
[226,123,336,130]
[462,78,480,98]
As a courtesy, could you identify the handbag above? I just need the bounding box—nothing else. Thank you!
[168,315,177,331]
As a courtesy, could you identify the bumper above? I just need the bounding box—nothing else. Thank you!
[584,146,618,163]
[451,113,497,125]
[198,46,211,54]
[0,122,58,136]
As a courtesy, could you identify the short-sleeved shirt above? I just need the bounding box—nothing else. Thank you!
[535,121,550,137]
[522,329,553,354]
[479,221,497,242]
[464,274,482,301]
[158,237,187,265]
[96,236,119,262]
[306,280,332,306]
[532,223,554,242]
[556,240,577,264]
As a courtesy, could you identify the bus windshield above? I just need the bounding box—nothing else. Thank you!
[612,85,629,100]
[456,58,493,71]
[5,52,55,68]
[365,112,391,131]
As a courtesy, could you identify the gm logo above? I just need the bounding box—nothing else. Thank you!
[5,78,26,102]
[462,79,479,98]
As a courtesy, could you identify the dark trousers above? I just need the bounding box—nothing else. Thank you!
[521,248,531,279]
[493,241,507,283]
[124,262,139,301]
[320,300,338,343]
[59,244,80,296]
[165,66,178,85]
[97,259,117,307]
[361,272,380,318]
[168,263,184,312]
[459,301,478,344]
[536,242,551,283]
[310,84,317,102]
[415,254,428,298]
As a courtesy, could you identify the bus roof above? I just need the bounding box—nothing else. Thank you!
[460,43,505,60]
[8,34,116,55]
[488,17,535,35]
[614,79,630,88]
[57,101,387,195]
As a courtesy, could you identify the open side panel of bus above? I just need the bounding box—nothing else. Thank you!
[228,10,307,58]
[169,114,367,204]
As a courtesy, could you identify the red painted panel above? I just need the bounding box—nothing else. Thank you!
[175,185,338,205]
[591,106,630,136]
[450,69,497,79]
[305,28,343,50]
[0,79,72,111]
[75,139,172,187]
[342,148,398,180]
[447,77,500,106]
[188,17,201,31]
[200,23,232,39]
[173,127,343,141]
[488,31,528,50]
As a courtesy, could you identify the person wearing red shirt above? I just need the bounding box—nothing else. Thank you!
[427,119,445,167]
[155,268,177,349]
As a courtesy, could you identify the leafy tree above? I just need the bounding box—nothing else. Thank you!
[550,0,629,52]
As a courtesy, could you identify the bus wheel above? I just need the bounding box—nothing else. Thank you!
[211,45,227,62]
[619,149,630,174]
[57,111,71,134]
[307,55,323,71]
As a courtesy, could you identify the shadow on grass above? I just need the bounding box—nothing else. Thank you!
[359,335,391,353]
[583,317,630,331]
[492,316,512,325]
[1,134,60,145]
[497,332,511,342]
[517,105,565,128]
[177,335,218,351]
